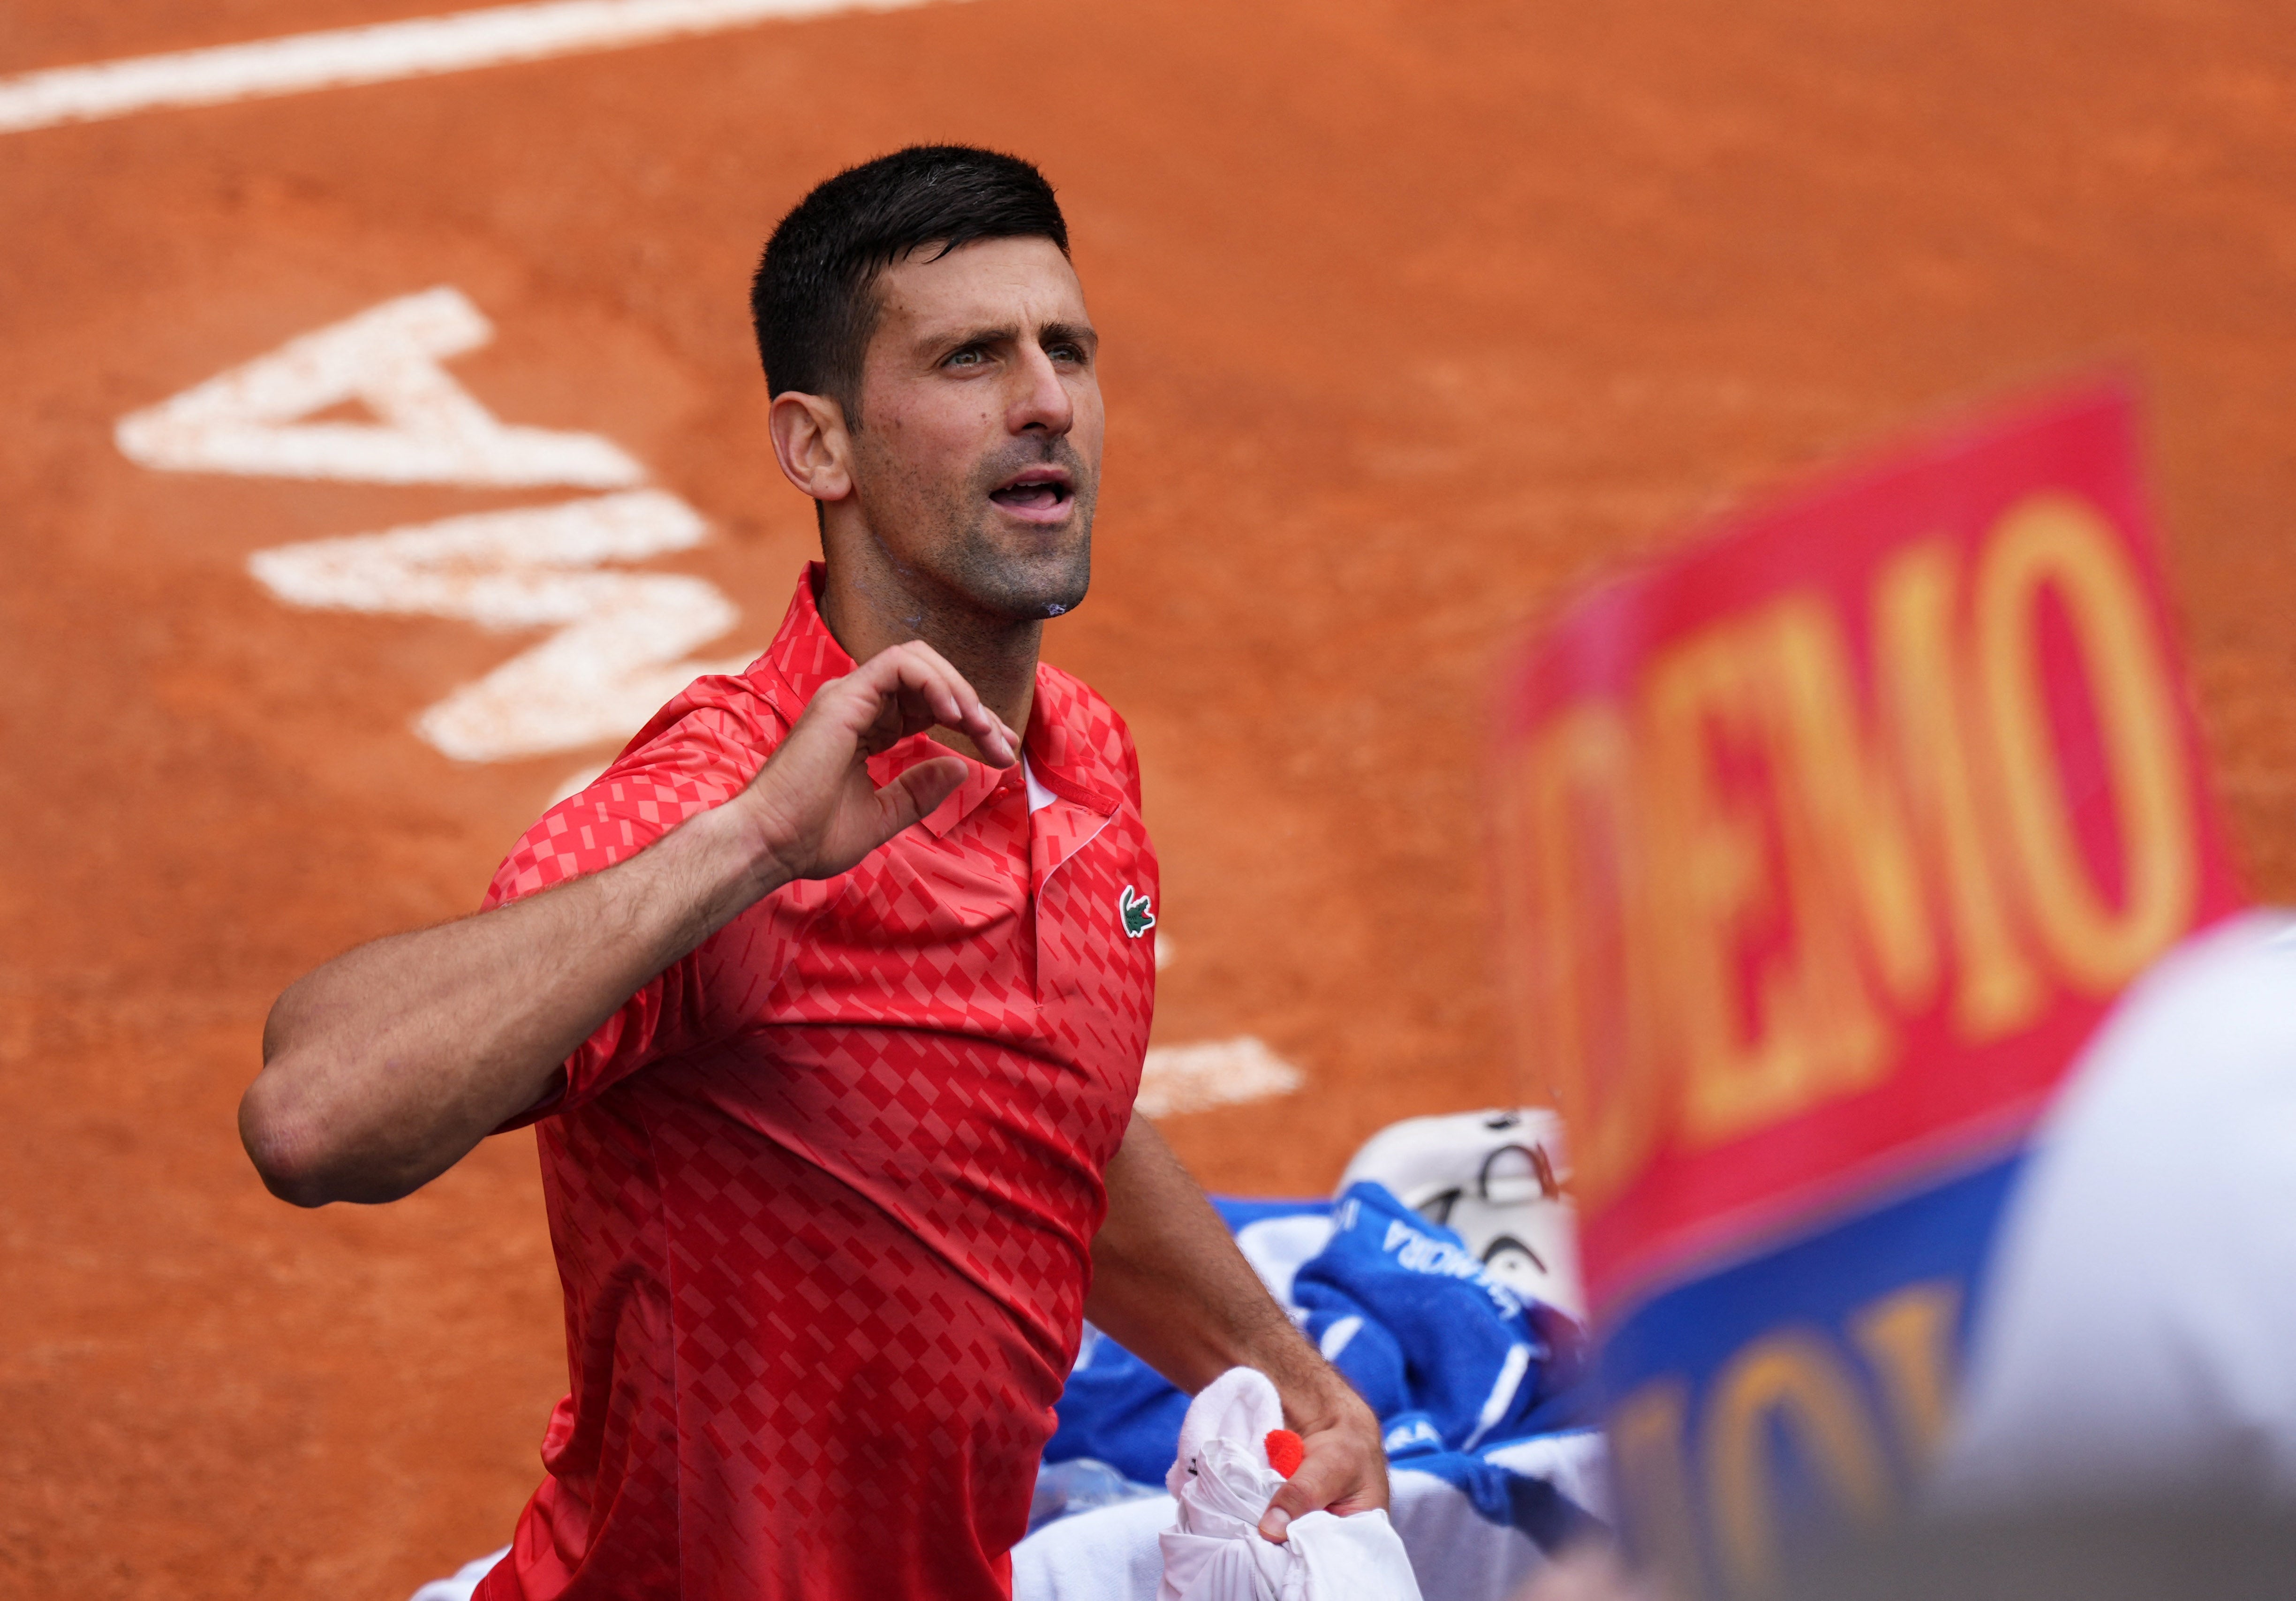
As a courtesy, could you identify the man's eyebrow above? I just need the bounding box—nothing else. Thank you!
[927,323,1019,351]
[915,320,1099,357]
[932,321,1015,347]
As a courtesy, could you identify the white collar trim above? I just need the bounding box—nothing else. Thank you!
[1022,755,1057,816]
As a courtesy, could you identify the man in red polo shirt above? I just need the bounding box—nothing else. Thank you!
[239,146,1385,1598]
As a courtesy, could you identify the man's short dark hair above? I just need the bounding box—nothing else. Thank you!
[750,145,1069,425]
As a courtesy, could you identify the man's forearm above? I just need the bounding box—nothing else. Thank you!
[243,801,787,1207]
[1087,1114,1388,1533]
[1086,1116,1372,1430]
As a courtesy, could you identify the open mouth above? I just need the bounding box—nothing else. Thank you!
[988,469,1075,514]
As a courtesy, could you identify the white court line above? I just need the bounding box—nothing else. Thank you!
[0,0,958,136]
[1136,1037,1305,1119]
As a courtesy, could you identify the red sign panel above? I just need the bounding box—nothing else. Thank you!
[1491,385,2244,1317]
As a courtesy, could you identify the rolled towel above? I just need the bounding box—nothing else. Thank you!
[1157,1367,1424,1601]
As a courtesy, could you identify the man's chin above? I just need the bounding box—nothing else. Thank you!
[1007,568,1091,621]
[956,531,1091,623]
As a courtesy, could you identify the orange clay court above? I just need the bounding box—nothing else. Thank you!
[4,1,2296,1594]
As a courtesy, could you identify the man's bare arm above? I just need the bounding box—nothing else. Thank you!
[242,642,1016,1208]
[1085,1113,1389,1542]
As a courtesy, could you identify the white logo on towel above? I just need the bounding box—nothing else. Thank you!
[1381,1217,1525,1319]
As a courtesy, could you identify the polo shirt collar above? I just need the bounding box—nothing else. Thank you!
[751,565,1120,841]
[755,561,855,711]
[1020,672,1123,817]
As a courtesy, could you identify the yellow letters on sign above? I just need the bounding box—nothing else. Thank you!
[1610,1280,1963,1597]
[1608,1377,1703,1592]
[1499,490,2196,1197]
[1849,1282,1961,1475]
[1495,704,1662,1213]
[1644,606,1900,1149]
[1976,495,2196,995]
[1703,1330,1891,1594]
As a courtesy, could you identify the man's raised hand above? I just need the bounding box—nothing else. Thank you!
[241,648,1014,1209]
[735,641,1019,884]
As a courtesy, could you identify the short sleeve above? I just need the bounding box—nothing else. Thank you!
[482,681,784,1120]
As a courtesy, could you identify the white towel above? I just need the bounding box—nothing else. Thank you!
[1156,1368,1424,1601]
[1014,1432,1608,1601]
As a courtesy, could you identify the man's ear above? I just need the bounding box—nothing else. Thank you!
[767,391,855,503]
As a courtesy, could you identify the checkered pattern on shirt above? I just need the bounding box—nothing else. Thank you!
[473,567,1157,1601]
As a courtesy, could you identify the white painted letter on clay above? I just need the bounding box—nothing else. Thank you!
[249,491,754,762]
[116,287,644,488]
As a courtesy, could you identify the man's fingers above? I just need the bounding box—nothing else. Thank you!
[857,641,967,725]
[1257,1429,1386,1543]
[745,637,1028,881]
[871,756,969,842]
[840,642,1017,765]
[1260,1474,1319,1543]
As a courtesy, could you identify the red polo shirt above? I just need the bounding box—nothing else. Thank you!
[472,566,1158,1601]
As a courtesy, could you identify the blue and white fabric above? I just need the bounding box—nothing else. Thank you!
[1048,1188,1591,1482]
[1294,1184,1588,1452]
[1016,1431,1609,1601]
[1021,1186,1606,1601]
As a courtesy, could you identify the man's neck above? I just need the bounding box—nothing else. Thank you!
[816,548,1041,763]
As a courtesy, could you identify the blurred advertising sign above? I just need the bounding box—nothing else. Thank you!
[1490,385,2244,1593]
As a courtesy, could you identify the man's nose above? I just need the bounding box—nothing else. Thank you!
[1009,345,1074,436]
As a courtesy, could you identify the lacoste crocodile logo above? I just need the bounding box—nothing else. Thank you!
[1118,885,1156,940]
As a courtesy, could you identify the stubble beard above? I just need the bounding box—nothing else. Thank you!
[895,438,1098,626]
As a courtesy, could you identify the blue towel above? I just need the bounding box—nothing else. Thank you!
[1044,1334,1193,1487]
[1296,1182,1589,1451]
[1046,1184,1592,1502]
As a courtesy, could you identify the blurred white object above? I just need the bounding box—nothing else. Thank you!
[1158,1367,1423,1601]
[1939,911,2296,1507]
[408,1547,507,1601]
[1339,1110,1584,1322]
[1035,1457,1164,1533]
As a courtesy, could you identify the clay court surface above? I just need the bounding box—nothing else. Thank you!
[5,0,2296,1593]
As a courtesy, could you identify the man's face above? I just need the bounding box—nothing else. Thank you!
[845,235,1103,623]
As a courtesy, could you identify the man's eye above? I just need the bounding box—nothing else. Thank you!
[945,348,985,369]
